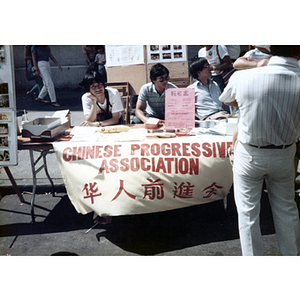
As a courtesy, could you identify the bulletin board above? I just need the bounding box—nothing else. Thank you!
[147,45,187,63]
[0,45,18,166]
[106,45,144,67]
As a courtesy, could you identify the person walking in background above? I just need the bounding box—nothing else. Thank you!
[82,45,98,73]
[95,45,107,82]
[31,45,62,107]
[220,45,300,256]
[24,45,43,99]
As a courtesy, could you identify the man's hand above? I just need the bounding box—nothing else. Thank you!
[79,120,98,127]
[257,58,269,68]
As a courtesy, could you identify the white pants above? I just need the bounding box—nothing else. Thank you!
[233,141,300,255]
[38,60,56,103]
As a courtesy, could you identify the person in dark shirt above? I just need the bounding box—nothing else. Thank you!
[31,45,62,107]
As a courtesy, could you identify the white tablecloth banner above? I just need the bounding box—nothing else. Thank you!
[53,136,233,216]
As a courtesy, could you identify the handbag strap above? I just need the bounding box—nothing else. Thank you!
[216,45,223,64]
[96,88,111,114]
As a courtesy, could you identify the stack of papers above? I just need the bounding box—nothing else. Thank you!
[70,127,147,142]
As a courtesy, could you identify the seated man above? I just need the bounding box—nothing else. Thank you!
[79,72,124,127]
[188,57,229,121]
[132,63,177,124]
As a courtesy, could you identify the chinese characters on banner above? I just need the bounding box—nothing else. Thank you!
[165,88,195,130]
[53,136,233,217]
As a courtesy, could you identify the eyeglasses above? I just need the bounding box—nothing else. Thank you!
[203,66,210,70]
[90,83,104,90]
[158,75,170,82]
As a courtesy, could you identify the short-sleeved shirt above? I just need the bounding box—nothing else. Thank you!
[31,46,51,62]
[95,53,106,65]
[188,79,223,120]
[225,45,241,60]
[82,46,97,62]
[137,82,177,119]
[243,49,272,62]
[82,87,124,118]
[198,45,229,76]
[220,56,300,147]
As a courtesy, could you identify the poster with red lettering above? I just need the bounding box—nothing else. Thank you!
[165,88,195,130]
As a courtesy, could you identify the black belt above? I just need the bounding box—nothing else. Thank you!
[249,143,293,149]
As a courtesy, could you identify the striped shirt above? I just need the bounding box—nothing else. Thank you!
[138,82,177,119]
[220,56,300,147]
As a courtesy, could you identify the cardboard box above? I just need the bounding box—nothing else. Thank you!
[22,110,71,140]
[145,117,161,130]
[22,117,61,136]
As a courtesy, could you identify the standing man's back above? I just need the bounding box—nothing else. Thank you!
[229,56,300,147]
[220,46,300,256]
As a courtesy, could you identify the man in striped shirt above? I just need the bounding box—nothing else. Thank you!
[220,46,300,256]
[132,63,177,124]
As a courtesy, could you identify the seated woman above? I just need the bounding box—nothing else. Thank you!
[79,72,124,127]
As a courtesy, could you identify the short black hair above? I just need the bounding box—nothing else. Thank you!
[189,57,208,79]
[79,71,106,92]
[270,45,300,58]
[150,63,169,82]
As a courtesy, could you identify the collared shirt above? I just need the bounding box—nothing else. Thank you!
[220,56,300,147]
[137,82,177,119]
[188,78,223,120]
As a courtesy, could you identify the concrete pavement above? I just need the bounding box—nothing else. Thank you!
[0,88,281,256]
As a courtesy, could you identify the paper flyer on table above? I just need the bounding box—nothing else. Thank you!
[165,88,195,130]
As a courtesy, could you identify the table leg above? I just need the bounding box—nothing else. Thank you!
[29,150,37,222]
[29,149,55,222]
[42,150,55,197]
[4,167,25,203]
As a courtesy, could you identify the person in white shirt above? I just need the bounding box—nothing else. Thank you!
[233,45,271,70]
[225,45,241,61]
[198,45,232,92]
[80,72,124,127]
[220,45,300,256]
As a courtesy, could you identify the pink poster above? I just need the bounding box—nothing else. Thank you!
[165,88,195,130]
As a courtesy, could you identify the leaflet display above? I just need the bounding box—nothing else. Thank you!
[0,45,18,166]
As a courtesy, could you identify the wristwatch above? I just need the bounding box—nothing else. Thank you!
[98,122,102,127]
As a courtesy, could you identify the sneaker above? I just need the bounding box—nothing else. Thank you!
[41,99,50,103]
[52,102,60,107]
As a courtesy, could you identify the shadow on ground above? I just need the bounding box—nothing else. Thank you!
[16,87,85,115]
[0,189,276,255]
[103,191,275,255]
